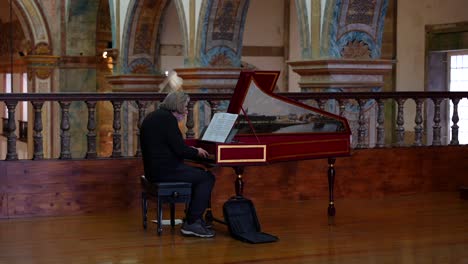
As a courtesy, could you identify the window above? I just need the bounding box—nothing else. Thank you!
[4,73,12,118]
[449,53,468,144]
[21,73,28,121]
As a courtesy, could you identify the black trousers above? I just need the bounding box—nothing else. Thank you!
[154,163,215,223]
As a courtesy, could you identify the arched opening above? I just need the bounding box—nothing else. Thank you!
[122,0,171,74]
[0,0,33,159]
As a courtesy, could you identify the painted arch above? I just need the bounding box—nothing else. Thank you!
[10,0,52,55]
[121,0,171,74]
[322,0,389,59]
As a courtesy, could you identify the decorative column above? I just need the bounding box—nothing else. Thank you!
[106,74,166,92]
[287,59,393,91]
[175,68,242,92]
[288,59,393,147]
[174,0,250,137]
[118,0,251,142]
[105,74,165,156]
[25,55,60,83]
[290,0,392,148]
[172,0,249,91]
[25,54,60,158]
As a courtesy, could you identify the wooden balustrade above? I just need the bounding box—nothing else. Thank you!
[1,92,468,160]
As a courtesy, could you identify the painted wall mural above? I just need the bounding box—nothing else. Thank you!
[122,0,168,74]
[325,0,389,148]
[66,0,100,56]
[326,0,388,58]
[17,0,50,48]
[200,0,250,67]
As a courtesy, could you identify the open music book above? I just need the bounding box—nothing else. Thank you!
[201,112,238,143]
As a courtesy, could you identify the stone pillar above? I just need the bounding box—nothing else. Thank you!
[106,74,166,92]
[288,59,393,147]
[174,67,242,138]
[175,67,242,92]
[287,59,393,92]
[105,74,166,156]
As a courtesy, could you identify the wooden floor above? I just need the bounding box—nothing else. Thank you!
[0,192,467,264]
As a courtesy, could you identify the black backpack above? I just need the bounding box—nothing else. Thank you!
[223,196,278,244]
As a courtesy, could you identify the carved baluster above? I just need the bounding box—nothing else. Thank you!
[376,99,385,148]
[337,99,346,117]
[413,98,424,146]
[186,101,195,139]
[301,99,317,107]
[5,101,18,160]
[318,99,327,111]
[59,101,72,159]
[450,97,460,145]
[85,101,97,159]
[310,99,318,108]
[356,99,368,149]
[209,100,220,116]
[432,98,443,146]
[32,101,44,160]
[395,98,406,147]
[135,101,148,157]
[111,101,122,158]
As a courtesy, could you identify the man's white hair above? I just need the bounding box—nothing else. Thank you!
[159,91,189,114]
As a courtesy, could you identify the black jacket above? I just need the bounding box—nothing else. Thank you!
[140,108,198,180]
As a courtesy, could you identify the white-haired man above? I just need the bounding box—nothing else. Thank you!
[140,91,215,238]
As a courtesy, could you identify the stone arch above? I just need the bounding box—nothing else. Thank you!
[0,1,54,158]
[172,0,189,61]
[321,0,389,58]
[13,0,52,55]
[198,0,250,67]
[121,0,172,74]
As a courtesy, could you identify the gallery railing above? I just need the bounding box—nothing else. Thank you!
[1,91,467,161]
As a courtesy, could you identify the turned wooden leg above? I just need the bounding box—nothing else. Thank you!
[234,166,245,197]
[328,158,336,216]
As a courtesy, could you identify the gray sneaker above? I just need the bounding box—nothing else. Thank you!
[180,219,215,238]
[201,219,213,229]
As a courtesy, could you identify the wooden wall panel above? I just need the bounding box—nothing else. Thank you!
[0,159,144,218]
[0,162,6,216]
[0,147,467,218]
[0,193,6,216]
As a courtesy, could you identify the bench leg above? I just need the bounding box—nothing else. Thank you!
[142,192,148,230]
[157,199,163,235]
[170,203,175,228]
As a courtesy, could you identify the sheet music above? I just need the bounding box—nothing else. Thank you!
[201,113,238,143]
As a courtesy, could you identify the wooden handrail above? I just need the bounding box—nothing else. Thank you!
[1,91,468,101]
[1,91,468,160]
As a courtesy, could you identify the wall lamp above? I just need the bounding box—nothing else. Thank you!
[102,48,119,60]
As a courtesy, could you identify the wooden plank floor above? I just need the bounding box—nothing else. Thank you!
[0,192,467,264]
